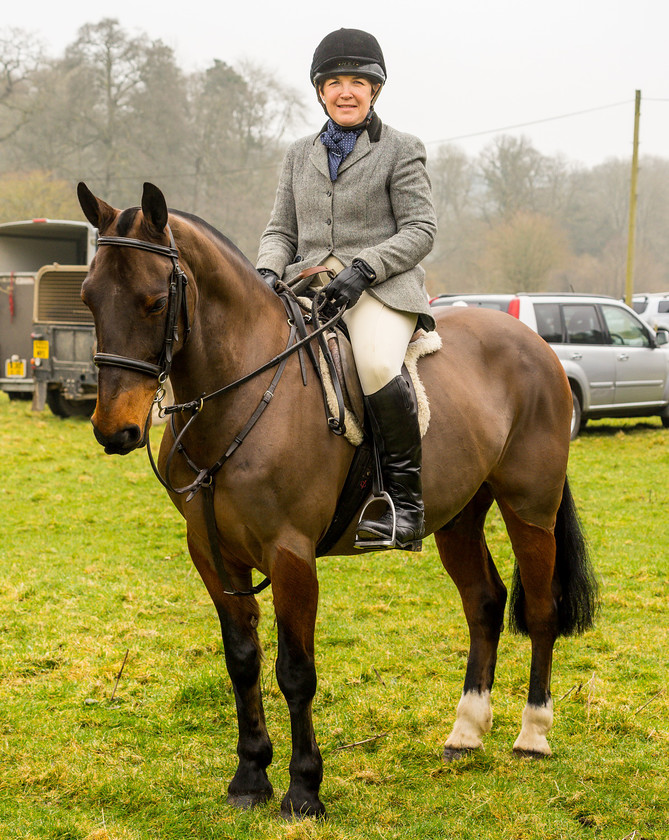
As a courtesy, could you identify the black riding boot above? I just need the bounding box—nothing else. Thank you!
[356,375,424,551]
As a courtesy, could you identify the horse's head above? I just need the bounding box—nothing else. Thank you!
[78,182,189,455]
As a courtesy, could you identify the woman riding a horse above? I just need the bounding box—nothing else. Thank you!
[76,27,597,824]
[257,28,438,551]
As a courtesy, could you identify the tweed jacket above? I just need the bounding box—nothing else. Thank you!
[257,114,438,331]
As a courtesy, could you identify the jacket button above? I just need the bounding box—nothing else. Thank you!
[326,190,332,197]
[326,218,332,225]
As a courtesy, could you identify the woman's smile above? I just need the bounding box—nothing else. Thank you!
[320,75,375,127]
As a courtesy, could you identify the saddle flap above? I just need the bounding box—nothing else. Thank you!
[326,329,365,424]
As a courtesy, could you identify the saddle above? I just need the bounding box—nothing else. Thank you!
[278,265,442,555]
[287,264,441,445]
[318,327,441,447]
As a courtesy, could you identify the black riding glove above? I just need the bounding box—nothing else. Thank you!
[324,258,376,311]
[258,268,279,290]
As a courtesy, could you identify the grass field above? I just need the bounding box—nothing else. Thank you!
[0,395,667,840]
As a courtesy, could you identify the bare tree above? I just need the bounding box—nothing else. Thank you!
[482,211,569,291]
[186,59,303,256]
[478,135,546,221]
[0,28,45,145]
[63,19,166,198]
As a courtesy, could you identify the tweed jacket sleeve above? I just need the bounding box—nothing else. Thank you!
[353,131,436,285]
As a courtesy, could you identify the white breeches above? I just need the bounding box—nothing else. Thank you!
[343,291,417,395]
[315,255,417,395]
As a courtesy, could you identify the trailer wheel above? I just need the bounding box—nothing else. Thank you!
[46,389,96,418]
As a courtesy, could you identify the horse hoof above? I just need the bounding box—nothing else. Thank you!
[443,746,474,763]
[280,792,327,821]
[513,747,549,760]
[226,788,273,809]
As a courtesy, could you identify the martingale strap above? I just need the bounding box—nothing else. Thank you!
[146,306,300,598]
[146,290,346,597]
[95,229,348,596]
[201,483,272,598]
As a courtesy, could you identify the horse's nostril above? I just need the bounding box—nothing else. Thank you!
[93,423,143,454]
[122,424,142,447]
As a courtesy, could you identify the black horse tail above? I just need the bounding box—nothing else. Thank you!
[509,477,599,636]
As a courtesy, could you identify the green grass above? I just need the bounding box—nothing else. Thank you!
[0,395,667,839]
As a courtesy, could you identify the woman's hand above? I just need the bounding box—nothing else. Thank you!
[324,258,376,310]
[258,268,280,289]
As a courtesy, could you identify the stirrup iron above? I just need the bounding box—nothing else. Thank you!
[354,489,396,549]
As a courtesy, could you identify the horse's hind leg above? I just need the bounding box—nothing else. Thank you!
[435,486,507,760]
[498,499,559,757]
[187,531,273,808]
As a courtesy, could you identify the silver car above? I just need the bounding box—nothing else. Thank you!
[431,292,669,438]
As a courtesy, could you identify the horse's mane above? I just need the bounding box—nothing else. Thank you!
[114,204,258,275]
[170,209,255,270]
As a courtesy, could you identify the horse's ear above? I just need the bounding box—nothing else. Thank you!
[77,182,116,232]
[141,182,168,233]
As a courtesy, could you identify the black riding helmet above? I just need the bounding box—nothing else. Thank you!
[311,28,386,108]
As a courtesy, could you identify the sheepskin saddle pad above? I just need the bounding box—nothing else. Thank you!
[318,328,443,446]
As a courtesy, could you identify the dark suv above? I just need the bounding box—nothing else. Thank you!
[431,292,669,438]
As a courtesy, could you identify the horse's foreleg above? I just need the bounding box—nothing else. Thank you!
[434,488,507,760]
[218,599,274,806]
[271,545,324,820]
[498,500,559,757]
[187,532,273,808]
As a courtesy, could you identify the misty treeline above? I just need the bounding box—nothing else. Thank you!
[1,19,667,297]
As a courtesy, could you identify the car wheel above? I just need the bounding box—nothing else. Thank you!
[570,387,582,441]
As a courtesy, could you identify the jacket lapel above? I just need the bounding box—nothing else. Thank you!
[309,138,331,180]
[337,130,371,175]
[309,127,374,180]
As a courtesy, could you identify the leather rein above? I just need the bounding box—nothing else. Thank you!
[93,230,345,597]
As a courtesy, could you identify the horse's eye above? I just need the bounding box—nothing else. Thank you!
[148,298,168,314]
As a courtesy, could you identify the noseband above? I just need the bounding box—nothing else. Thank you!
[93,227,190,381]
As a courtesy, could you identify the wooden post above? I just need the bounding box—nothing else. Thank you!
[625,91,641,306]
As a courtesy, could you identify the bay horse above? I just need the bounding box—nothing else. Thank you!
[77,182,597,819]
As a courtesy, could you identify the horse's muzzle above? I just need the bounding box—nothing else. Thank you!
[93,421,145,455]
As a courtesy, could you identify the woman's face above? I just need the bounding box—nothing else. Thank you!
[319,75,375,127]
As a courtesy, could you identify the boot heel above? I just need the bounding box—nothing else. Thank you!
[397,539,422,552]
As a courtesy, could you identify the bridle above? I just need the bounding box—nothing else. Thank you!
[90,229,345,598]
[94,227,190,382]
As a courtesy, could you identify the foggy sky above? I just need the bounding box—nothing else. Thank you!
[6,0,669,166]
